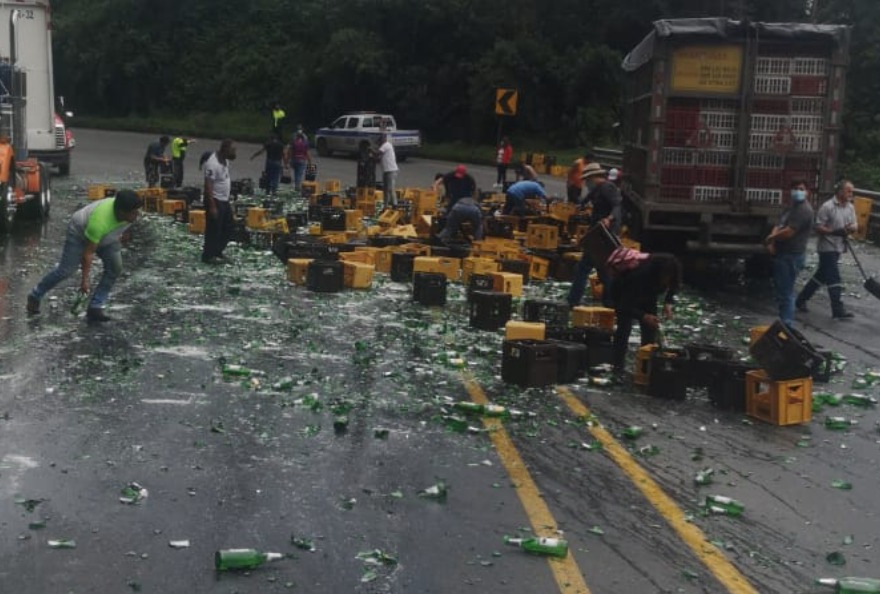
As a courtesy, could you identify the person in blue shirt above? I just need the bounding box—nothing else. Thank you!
[502,180,546,216]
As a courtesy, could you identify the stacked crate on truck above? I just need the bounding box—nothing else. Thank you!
[621,19,850,253]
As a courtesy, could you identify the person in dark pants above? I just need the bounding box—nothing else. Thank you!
[251,134,285,195]
[202,139,237,264]
[171,136,194,188]
[143,136,170,188]
[27,190,143,322]
[764,180,814,327]
[796,180,857,319]
[438,165,482,243]
[567,162,622,308]
[501,180,546,216]
[610,253,681,371]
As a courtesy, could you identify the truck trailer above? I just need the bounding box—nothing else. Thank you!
[0,1,72,175]
[621,18,850,254]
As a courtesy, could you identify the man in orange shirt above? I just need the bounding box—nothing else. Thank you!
[567,152,593,203]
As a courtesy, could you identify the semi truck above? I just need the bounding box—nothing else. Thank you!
[620,18,850,254]
[0,1,73,175]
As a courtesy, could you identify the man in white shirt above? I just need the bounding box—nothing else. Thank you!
[202,139,237,264]
[375,135,399,208]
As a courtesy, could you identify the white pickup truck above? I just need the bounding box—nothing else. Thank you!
[314,113,421,161]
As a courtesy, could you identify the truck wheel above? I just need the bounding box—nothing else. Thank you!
[58,157,70,176]
[316,138,330,157]
[0,183,15,233]
[19,164,50,220]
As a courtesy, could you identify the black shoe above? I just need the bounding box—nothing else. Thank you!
[86,308,112,322]
[795,301,808,313]
[833,310,854,320]
[26,295,40,315]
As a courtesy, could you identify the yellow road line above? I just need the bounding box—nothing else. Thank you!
[462,374,591,594]
[556,386,759,594]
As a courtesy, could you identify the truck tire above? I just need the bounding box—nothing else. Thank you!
[0,183,14,233]
[19,164,50,220]
[58,156,70,176]
[316,138,330,157]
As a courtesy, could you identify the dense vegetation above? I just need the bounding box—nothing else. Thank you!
[51,0,880,184]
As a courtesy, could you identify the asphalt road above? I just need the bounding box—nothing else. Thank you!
[1,129,879,593]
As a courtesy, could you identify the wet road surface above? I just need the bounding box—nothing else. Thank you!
[1,130,880,593]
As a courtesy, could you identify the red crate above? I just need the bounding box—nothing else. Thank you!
[790,76,827,96]
[747,169,785,188]
[660,166,696,186]
[753,98,790,114]
[658,185,693,203]
[666,108,701,130]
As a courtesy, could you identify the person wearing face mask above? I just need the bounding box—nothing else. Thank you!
[201,138,238,265]
[795,180,857,319]
[764,180,814,327]
[566,162,622,308]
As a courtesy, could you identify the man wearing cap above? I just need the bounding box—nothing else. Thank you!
[501,180,547,216]
[438,165,482,243]
[27,190,143,322]
[567,162,622,308]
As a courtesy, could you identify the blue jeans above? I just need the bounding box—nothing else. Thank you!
[265,159,282,195]
[383,171,398,207]
[292,159,307,191]
[567,252,613,308]
[30,224,122,309]
[773,251,806,327]
[438,203,483,242]
[797,251,844,315]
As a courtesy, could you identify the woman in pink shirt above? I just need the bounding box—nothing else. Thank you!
[285,132,312,192]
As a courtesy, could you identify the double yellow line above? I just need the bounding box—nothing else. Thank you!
[461,373,757,594]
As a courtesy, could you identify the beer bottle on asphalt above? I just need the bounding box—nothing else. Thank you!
[704,495,744,516]
[816,577,880,593]
[215,549,284,571]
[504,536,569,558]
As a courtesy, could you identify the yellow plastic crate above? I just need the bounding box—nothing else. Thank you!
[526,224,559,250]
[324,179,342,193]
[504,321,546,341]
[378,209,402,227]
[634,344,659,387]
[342,261,375,289]
[462,257,500,285]
[572,306,615,331]
[528,256,550,281]
[246,207,268,229]
[345,209,364,231]
[308,223,323,235]
[87,184,115,201]
[745,370,813,426]
[286,258,313,285]
[188,210,206,234]
[413,256,461,282]
[162,199,186,216]
[373,249,393,273]
[490,271,523,297]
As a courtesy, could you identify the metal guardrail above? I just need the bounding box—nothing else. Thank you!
[591,146,623,169]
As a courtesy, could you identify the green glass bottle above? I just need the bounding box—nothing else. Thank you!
[694,468,714,486]
[816,577,880,593]
[222,364,252,377]
[504,536,568,558]
[70,290,88,316]
[333,415,349,433]
[214,548,283,571]
[442,415,469,433]
[483,404,509,418]
[705,495,744,516]
[843,394,877,407]
[825,416,857,430]
[622,426,644,440]
[452,402,484,414]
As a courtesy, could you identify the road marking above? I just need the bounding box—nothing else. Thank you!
[556,386,759,594]
[462,374,591,594]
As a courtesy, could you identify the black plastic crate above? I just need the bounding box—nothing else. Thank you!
[499,259,530,284]
[431,243,471,259]
[467,274,495,302]
[548,339,588,383]
[320,207,347,231]
[391,252,417,282]
[707,361,758,411]
[550,255,578,282]
[307,260,344,293]
[685,343,735,387]
[285,212,308,232]
[749,320,824,381]
[546,327,613,367]
[413,272,447,306]
[501,339,558,387]
[647,350,689,400]
[368,235,410,248]
[485,217,514,239]
[469,291,512,331]
[523,300,570,327]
